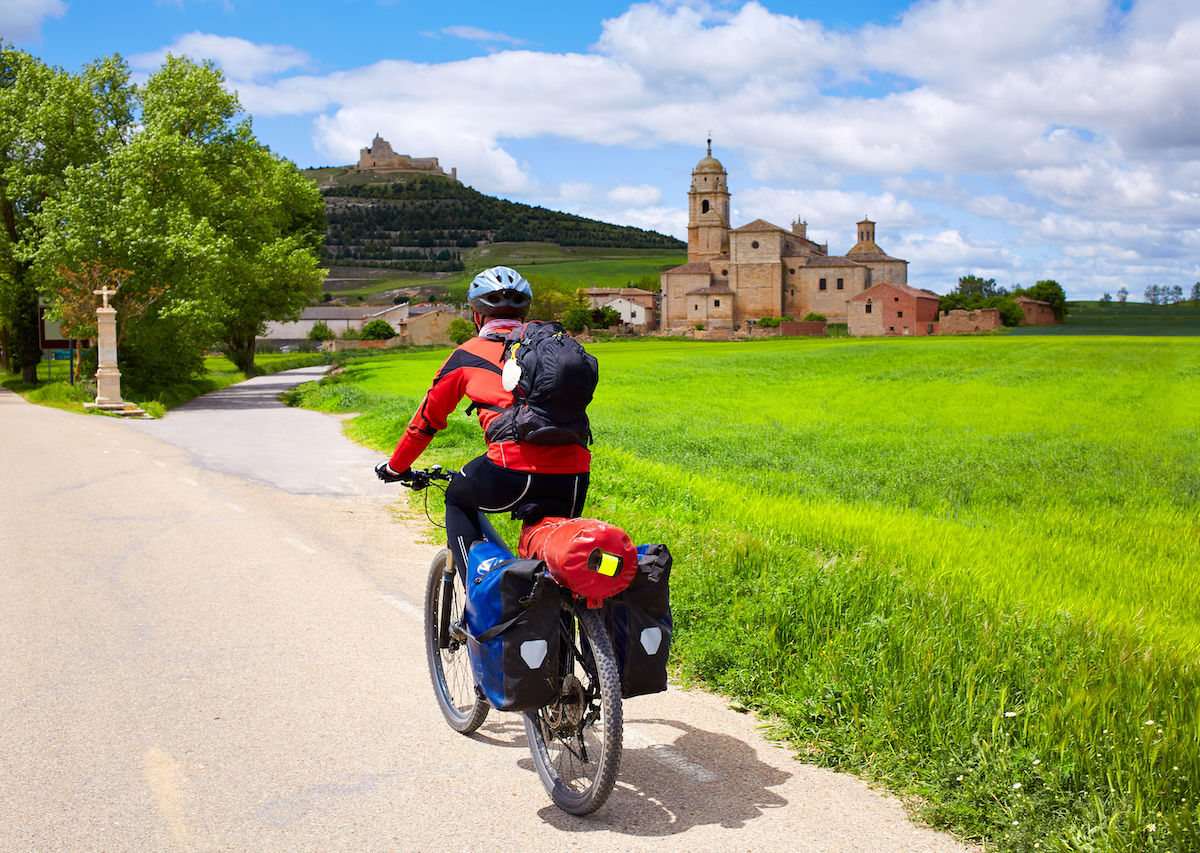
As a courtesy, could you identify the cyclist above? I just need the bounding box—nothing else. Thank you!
[375,266,591,574]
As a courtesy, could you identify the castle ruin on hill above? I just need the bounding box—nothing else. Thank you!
[355,134,458,182]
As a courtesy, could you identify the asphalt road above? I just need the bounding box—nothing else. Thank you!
[0,372,977,852]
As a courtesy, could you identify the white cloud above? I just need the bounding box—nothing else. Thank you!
[441,25,527,46]
[147,0,1200,298]
[606,184,661,206]
[130,32,313,81]
[0,0,65,41]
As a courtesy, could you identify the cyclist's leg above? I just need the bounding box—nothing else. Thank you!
[444,455,531,570]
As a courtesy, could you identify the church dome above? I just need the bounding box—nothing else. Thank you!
[693,139,725,174]
[694,154,725,174]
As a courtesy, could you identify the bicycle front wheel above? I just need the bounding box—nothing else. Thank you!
[524,605,623,815]
[424,549,488,733]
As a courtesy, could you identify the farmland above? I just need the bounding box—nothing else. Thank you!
[286,334,1199,851]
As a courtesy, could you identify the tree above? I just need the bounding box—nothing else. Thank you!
[1117,287,1128,303]
[1169,284,1184,304]
[561,303,592,333]
[307,320,335,342]
[595,305,621,327]
[446,317,474,344]
[1,46,133,381]
[360,318,395,340]
[1100,292,1112,303]
[33,55,325,383]
[955,275,1003,299]
[1192,282,1200,304]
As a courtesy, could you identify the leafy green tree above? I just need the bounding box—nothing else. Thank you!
[595,305,621,327]
[447,317,475,344]
[1,46,133,381]
[561,303,592,333]
[1100,292,1112,303]
[360,318,395,340]
[307,320,335,342]
[1191,282,1200,304]
[1117,287,1128,303]
[955,274,1003,299]
[34,55,325,383]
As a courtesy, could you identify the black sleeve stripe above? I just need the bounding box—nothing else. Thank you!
[434,348,502,383]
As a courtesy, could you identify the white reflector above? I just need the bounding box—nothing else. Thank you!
[640,627,662,655]
[520,639,548,669]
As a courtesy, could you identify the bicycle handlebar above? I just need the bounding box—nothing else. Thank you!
[401,465,459,491]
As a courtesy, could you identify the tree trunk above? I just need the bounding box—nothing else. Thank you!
[223,332,256,376]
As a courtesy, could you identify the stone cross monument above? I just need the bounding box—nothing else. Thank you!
[92,284,123,406]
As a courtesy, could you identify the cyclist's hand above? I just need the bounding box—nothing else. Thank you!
[375,461,411,483]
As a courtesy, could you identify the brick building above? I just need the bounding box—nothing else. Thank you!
[1015,295,1059,325]
[847,282,941,337]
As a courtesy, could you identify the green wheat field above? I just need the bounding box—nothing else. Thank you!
[287,333,1199,851]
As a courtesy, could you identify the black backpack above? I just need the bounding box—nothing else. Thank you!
[484,321,598,447]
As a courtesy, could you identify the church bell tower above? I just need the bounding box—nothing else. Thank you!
[687,139,730,264]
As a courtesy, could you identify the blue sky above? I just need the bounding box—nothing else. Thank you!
[6,0,1200,299]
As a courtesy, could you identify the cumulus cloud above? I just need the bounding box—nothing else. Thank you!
[0,0,65,41]
[130,32,313,81]
[607,184,661,206]
[142,0,1200,297]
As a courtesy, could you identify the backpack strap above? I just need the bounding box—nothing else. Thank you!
[465,400,507,417]
[472,570,548,643]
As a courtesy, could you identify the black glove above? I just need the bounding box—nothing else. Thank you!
[375,461,411,483]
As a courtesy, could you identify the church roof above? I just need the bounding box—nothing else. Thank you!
[663,261,713,275]
[732,219,787,233]
[694,155,725,174]
[687,284,734,296]
[794,255,864,268]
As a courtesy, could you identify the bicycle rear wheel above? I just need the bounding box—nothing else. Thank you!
[524,605,623,815]
[424,549,488,733]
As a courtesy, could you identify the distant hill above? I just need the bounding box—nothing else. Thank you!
[305,168,684,273]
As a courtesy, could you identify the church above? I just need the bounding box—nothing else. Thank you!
[660,144,909,330]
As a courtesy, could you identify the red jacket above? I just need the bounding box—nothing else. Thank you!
[388,332,591,475]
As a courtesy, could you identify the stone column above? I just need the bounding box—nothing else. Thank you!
[93,289,123,406]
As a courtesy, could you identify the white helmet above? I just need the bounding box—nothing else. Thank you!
[467,266,532,318]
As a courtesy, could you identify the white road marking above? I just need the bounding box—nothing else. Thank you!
[223,501,245,514]
[283,537,316,555]
[625,726,719,783]
[378,593,422,623]
[181,478,199,487]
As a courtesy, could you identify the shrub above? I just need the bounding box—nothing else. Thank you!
[802,312,827,322]
[360,319,395,340]
[307,320,336,342]
[447,317,475,345]
[758,317,781,328]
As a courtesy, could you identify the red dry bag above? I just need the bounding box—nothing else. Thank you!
[518,517,638,607]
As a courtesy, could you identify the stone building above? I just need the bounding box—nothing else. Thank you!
[356,134,458,182]
[584,287,657,329]
[847,282,941,337]
[660,143,909,330]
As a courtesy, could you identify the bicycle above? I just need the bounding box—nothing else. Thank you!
[402,465,623,816]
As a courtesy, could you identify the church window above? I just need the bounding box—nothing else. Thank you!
[866,300,873,314]
[819,278,827,291]
[721,269,728,276]
[837,278,844,290]
[897,310,904,318]
[702,200,710,214]
[751,241,759,249]
[789,267,795,274]
[714,299,721,307]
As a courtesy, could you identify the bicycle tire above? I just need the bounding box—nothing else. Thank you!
[424,549,488,734]
[524,605,623,815]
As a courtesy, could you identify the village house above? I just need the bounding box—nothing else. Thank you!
[584,287,657,330]
[659,143,909,330]
[261,304,412,343]
[847,282,941,337]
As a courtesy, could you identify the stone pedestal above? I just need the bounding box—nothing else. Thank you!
[93,306,122,405]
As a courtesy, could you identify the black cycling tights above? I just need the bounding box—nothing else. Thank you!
[444,455,589,574]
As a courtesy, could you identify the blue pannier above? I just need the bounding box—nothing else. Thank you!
[464,543,562,711]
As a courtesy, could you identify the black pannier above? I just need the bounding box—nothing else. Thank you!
[606,543,672,698]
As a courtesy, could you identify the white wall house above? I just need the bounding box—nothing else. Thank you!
[260,304,410,341]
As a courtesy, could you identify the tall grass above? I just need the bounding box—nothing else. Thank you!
[285,335,1200,851]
